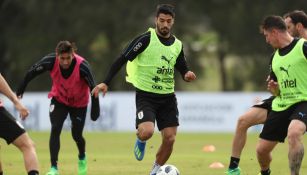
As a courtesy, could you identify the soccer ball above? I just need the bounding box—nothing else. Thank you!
[156,164,180,175]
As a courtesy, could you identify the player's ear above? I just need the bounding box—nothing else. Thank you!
[296,22,303,30]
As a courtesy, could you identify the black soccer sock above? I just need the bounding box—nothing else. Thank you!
[229,156,240,169]
[0,171,3,175]
[76,138,85,160]
[78,153,86,160]
[261,168,271,175]
[28,170,39,175]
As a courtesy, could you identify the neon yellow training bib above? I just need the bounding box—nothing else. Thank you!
[272,39,307,111]
[126,28,182,94]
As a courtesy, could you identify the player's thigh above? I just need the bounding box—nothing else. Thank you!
[49,98,69,126]
[240,107,268,125]
[12,132,33,150]
[69,106,87,128]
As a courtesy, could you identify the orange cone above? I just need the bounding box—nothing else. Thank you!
[202,145,216,152]
[209,162,225,169]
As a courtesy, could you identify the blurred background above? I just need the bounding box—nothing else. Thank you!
[1,0,307,132]
[2,2,307,174]
[1,0,306,92]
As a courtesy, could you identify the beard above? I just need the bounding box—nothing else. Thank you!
[292,31,300,38]
[157,27,170,37]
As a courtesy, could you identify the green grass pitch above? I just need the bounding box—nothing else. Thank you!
[1,132,307,174]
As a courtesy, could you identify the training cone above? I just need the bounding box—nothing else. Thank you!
[209,162,225,169]
[202,145,216,152]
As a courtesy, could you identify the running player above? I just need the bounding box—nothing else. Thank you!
[92,4,196,175]
[17,41,100,175]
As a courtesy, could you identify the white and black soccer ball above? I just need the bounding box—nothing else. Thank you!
[156,164,180,175]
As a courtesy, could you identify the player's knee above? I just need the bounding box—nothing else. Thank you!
[137,127,154,140]
[256,144,269,157]
[287,130,302,145]
[256,147,265,157]
[138,130,154,140]
[163,134,176,145]
[18,136,36,152]
[27,139,36,151]
[72,132,83,142]
[137,124,154,140]
[51,126,62,135]
[237,115,252,129]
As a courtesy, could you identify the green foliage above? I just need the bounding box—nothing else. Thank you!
[1,0,307,91]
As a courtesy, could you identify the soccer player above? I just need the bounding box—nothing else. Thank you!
[256,15,307,175]
[227,10,307,175]
[91,4,196,175]
[284,10,307,39]
[0,73,39,175]
[17,41,100,175]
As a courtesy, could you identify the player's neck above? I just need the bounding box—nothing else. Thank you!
[279,34,293,49]
[300,30,307,40]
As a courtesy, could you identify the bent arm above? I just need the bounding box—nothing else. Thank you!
[16,53,55,97]
[0,74,30,119]
[103,32,150,86]
[175,48,189,80]
[0,73,19,105]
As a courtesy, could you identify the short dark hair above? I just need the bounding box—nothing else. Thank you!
[284,10,307,28]
[156,4,175,18]
[260,15,287,32]
[56,41,76,54]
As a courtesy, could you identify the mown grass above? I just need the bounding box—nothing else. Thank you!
[1,132,307,175]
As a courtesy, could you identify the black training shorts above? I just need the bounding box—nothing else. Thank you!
[0,107,26,144]
[49,98,87,129]
[252,96,274,111]
[135,90,179,131]
[260,101,307,142]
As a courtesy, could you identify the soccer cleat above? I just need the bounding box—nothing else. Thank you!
[226,167,241,175]
[134,139,146,161]
[78,157,87,175]
[46,167,59,175]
